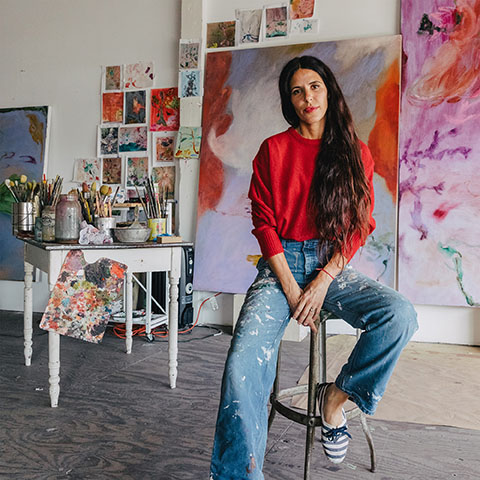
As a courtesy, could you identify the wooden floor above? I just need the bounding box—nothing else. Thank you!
[1,310,480,480]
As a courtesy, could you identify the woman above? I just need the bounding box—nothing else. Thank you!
[209,56,418,480]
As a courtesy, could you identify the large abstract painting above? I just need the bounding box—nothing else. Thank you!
[399,0,480,307]
[194,36,401,294]
[0,106,50,281]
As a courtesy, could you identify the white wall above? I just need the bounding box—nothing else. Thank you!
[1,0,479,345]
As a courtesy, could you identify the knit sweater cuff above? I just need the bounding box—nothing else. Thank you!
[255,228,284,259]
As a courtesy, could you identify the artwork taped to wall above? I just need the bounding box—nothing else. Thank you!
[290,18,319,35]
[98,126,119,157]
[179,69,202,98]
[102,157,122,184]
[264,5,288,39]
[179,39,200,69]
[153,133,176,163]
[126,156,149,187]
[206,21,236,48]
[40,250,126,343]
[152,166,175,199]
[398,0,480,307]
[174,126,202,159]
[195,36,401,294]
[73,158,101,183]
[103,65,122,91]
[0,106,50,281]
[124,61,154,90]
[236,9,262,44]
[150,88,180,132]
[102,92,124,123]
[118,125,148,153]
[125,90,147,124]
[289,0,315,20]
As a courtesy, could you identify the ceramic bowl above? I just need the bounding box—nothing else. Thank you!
[113,225,150,243]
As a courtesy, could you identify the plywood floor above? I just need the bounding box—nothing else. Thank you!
[1,310,479,480]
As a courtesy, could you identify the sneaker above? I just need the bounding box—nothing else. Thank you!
[317,382,351,464]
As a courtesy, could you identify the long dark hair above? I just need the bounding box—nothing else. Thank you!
[279,56,371,259]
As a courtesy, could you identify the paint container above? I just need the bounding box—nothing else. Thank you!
[34,217,43,242]
[148,218,166,241]
[95,217,116,238]
[55,194,82,243]
[42,206,56,242]
[12,202,34,235]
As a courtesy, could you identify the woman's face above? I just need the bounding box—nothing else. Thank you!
[289,68,328,131]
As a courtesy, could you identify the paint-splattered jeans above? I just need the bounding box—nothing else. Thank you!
[210,239,417,480]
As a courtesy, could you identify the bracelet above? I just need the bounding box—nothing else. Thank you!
[317,267,335,281]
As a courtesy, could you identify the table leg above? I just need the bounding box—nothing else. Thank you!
[48,331,60,407]
[168,252,180,389]
[125,271,133,354]
[23,260,34,366]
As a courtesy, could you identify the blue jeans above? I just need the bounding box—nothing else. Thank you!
[210,239,418,480]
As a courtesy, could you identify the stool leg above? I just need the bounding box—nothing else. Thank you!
[268,342,282,431]
[304,319,320,480]
[360,413,376,472]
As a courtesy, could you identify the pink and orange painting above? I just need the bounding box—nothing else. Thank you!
[194,36,402,294]
[102,92,124,123]
[289,0,315,20]
[150,88,180,132]
[398,0,480,307]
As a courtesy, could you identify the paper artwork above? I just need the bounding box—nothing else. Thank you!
[174,126,202,159]
[102,92,124,123]
[265,6,288,38]
[118,125,148,153]
[195,36,401,294]
[73,158,101,183]
[150,88,180,132]
[206,21,236,48]
[152,166,175,198]
[398,0,480,307]
[289,0,315,20]
[179,39,200,69]
[98,126,119,156]
[124,61,154,90]
[103,65,122,91]
[179,69,202,98]
[102,157,122,184]
[153,133,175,163]
[236,9,262,44]
[126,156,149,187]
[290,18,319,35]
[125,90,147,124]
[0,106,50,281]
[40,250,126,344]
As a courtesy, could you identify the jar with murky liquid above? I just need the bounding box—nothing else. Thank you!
[41,206,56,242]
[55,194,82,243]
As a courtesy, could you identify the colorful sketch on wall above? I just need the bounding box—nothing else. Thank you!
[40,250,126,343]
[206,21,236,48]
[290,18,319,35]
[152,166,175,199]
[179,69,202,98]
[194,36,401,294]
[398,0,480,307]
[102,92,123,123]
[73,158,101,183]
[98,126,118,156]
[236,9,262,44]
[289,0,315,20]
[102,157,122,184]
[104,65,122,91]
[153,133,175,163]
[126,156,149,186]
[150,88,180,132]
[118,125,148,153]
[174,126,202,159]
[124,61,154,90]
[0,106,50,281]
[265,6,288,38]
[179,40,200,69]
[125,90,147,124]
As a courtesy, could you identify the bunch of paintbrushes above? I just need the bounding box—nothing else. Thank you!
[134,176,168,220]
[77,182,119,223]
[38,175,63,209]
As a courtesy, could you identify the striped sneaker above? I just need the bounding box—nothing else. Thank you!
[317,382,351,464]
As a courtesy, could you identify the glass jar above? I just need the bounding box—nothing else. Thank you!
[41,206,56,242]
[55,194,82,243]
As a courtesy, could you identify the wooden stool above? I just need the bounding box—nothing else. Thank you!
[268,310,376,479]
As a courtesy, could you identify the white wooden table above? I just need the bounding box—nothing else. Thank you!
[19,237,193,408]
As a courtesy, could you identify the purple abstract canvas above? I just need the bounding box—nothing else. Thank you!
[398,0,480,307]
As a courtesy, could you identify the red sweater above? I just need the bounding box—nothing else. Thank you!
[248,127,376,260]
